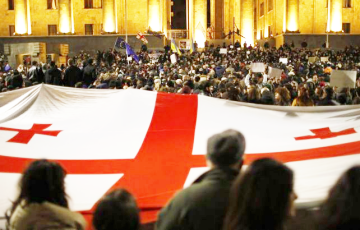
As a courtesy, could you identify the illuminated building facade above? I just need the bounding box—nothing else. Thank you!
[1,0,360,49]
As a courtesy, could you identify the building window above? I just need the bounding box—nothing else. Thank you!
[343,0,351,7]
[8,0,14,10]
[85,24,94,35]
[268,26,272,36]
[260,2,264,16]
[342,23,350,33]
[9,25,15,36]
[268,0,273,11]
[48,25,57,35]
[47,0,57,9]
[254,8,257,29]
[85,0,93,8]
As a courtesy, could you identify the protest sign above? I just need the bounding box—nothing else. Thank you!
[321,57,329,62]
[269,67,283,79]
[170,54,177,64]
[251,63,266,73]
[220,48,227,54]
[279,58,288,64]
[330,70,356,89]
[309,57,317,63]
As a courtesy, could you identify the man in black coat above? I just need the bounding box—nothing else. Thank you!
[156,129,245,230]
[45,61,62,85]
[64,59,82,87]
[10,70,23,88]
[82,59,96,87]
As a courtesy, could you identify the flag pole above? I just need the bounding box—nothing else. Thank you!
[125,0,128,43]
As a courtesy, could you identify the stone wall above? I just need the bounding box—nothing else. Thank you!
[0,35,165,56]
[257,34,360,49]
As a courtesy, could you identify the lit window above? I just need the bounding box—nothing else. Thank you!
[85,0,93,8]
[48,25,57,35]
[342,23,350,33]
[8,0,14,10]
[343,0,351,7]
[47,0,57,9]
[268,0,273,11]
[85,24,94,35]
[9,25,15,36]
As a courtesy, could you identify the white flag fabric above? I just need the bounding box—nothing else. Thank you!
[1,84,360,223]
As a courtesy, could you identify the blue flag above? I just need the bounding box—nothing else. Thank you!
[114,37,125,49]
[125,43,140,63]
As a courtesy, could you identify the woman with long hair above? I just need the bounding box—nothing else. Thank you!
[223,158,297,230]
[6,159,86,230]
[292,85,314,106]
[318,166,360,230]
[275,87,292,106]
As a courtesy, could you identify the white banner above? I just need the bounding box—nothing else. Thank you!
[1,85,360,223]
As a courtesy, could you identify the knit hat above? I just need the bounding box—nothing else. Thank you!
[207,129,246,166]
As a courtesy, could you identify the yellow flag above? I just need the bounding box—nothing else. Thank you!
[171,39,182,56]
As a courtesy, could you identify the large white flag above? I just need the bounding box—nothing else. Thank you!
[1,84,360,223]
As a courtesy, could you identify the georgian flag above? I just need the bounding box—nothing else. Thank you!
[1,84,360,224]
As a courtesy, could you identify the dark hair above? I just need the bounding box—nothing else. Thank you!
[318,166,360,230]
[93,189,140,230]
[207,129,245,167]
[50,61,56,67]
[223,158,294,230]
[32,61,37,66]
[297,85,313,105]
[6,160,68,223]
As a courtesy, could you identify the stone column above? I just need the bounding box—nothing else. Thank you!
[241,0,254,45]
[149,0,161,31]
[15,0,28,34]
[330,0,342,32]
[59,0,71,33]
[103,0,116,32]
[190,0,207,47]
[214,0,224,39]
[286,0,299,31]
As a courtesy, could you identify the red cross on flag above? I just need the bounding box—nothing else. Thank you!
[136,32,148,44]
[1,84,360,226]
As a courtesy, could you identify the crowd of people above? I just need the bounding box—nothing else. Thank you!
[5,129,360,230]
[1,44,360,106]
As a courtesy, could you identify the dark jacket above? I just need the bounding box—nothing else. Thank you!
[45,67,62,85]
[156,167,239,230]
[10,73,23,88]
[82,65,96,86]
[64,65,82,87]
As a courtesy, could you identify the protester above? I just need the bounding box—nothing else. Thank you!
[2,45,360,108]
[64,59,82,87]
[93,189,140,230]
[292,85,314,106]
[45,61,62,86]
[317,166,360,230]
[156,129,245,230]
[223,158,297,230]
[6,159,86,230]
